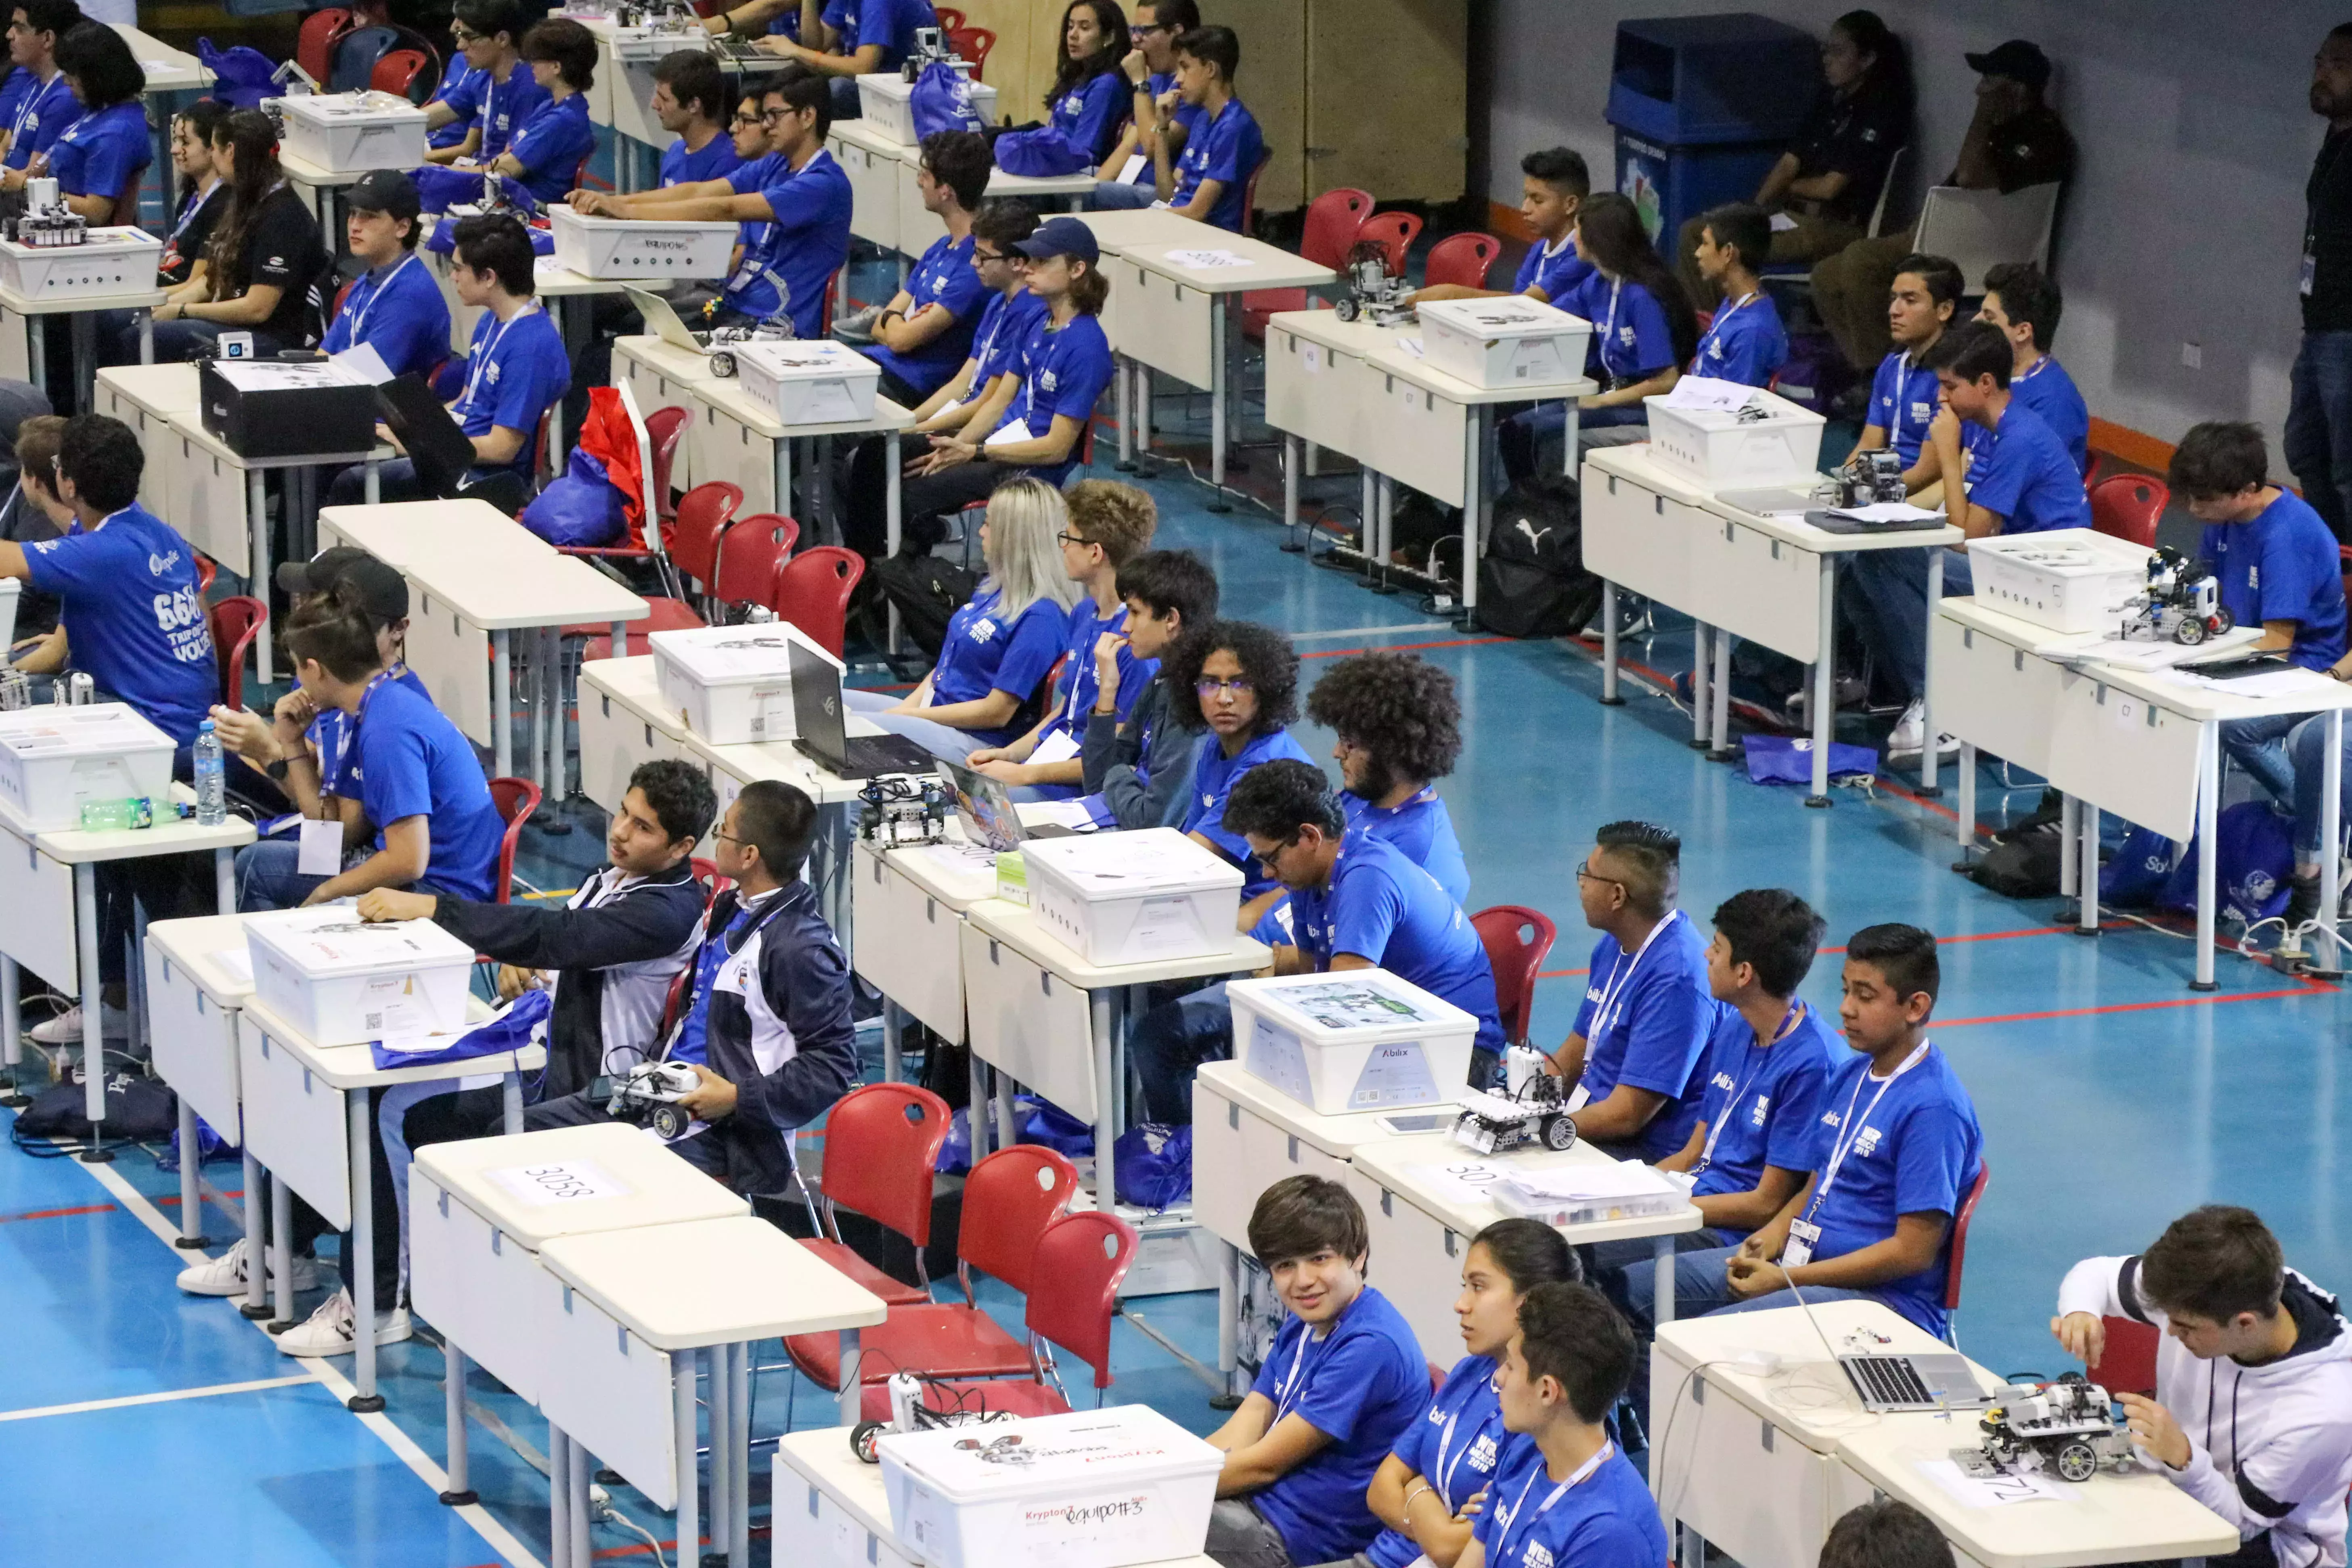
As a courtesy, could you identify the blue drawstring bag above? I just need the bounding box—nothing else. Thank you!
[370,989,551,1072]
[938,1094,1098,1174]
[2100,823,2180,909]
[195,41,280,106]
[159,1112,238,1172]
[521,446,626,547]
[909,60,985,138]
[2159,802,2295,925]
[993,124,1090,178]
[1114,1122,1190,1210]
[1741,734,1877,787]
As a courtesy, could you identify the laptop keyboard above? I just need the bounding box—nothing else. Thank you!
[1845,1356,1934,1407]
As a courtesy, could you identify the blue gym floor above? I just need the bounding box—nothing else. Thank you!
[3,247,2347,1567]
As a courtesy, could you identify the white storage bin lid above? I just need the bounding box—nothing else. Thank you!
[274,89,426,124]
[732,339,881,381]
[649,621,842,685]
[414,1121,748,1246]
[0,701,173,761]
[547,204,735,239]
[245,905,475,978]
[2,226,157,256]
[1230,967,1477,1043]
[1021,826,1244,896]
[879,1405,1220,1500]
[1965,527,2148,576]
[1416,295,1586,339]
[1645,379,1820,428]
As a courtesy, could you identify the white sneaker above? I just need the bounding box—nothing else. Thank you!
[1784,675,1869,725]
[27,1002,130,1045]
[832,303,885,343]
[176,1237,326,1298]
[274,1288,413,1357]
[1885,701,1961,759]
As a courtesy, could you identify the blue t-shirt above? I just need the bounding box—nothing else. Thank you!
[345,676,506,904]
[452,304,570,472]
[1692,292,1787,388]
[24,506,215,744]
[0,67,29,136]
[1558,272,1676,384]
[1047,598,1147,742]
[1170,96,1261,232]
[2202,489,2351,672]
[1801,1043,1984,1341]
[1044,69,1128,169]
[310,663,431,798]
[1514,233,1592,304]
[48,100,149,207]
[930,587,1069,746]
[998,311,1114,485]
[1568,910,1718,1161]
[1248,1286,1430,1567]
[1290,829,1504,1058]
[459,66,549,162]
[660,130,741,188]
[1686,1002,1837,1238]
[1366,1355,1508,1568]
[504,92,595,206]
[3,71,75,171]
[867,232,988,398]
[1181,726,1314,892]
[428,59,481,149]
[321,253,452,381]
[832,0,934,69]
[973,287,1047,385]
[1868,347,1941,467]
[730,149,853,338]
[1344,787,1467,904]
[1964,400,2093,535]
[1123,71,1200,186]
[1991,355,2088,474]
[1474,1443,1668,1568]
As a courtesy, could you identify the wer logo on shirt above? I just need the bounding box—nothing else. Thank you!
[487,362,503,385]
[968,616,998,643]
[1521,1544,1555,1568]
[1040,369,1060,392]
[1466,1432,1498,1473]
[1615,325,1637,348]
[1854,1126,1883,1158]
[1749,1094,1771,1128]
[1910,402,1934,424]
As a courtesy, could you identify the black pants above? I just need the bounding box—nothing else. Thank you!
[846,454,1031,559]
[282,1086,399,1300]
[325,458,529,517]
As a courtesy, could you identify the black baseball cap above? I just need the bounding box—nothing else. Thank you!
[276,546,409,624]
[1965,40,2051,90]
[346,168,422,223]
[1013,216,1101,266]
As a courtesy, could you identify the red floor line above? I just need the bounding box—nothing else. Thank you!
[1532,926,2073,982]
[1937,984,2335,1030]
[0,1202,114,1224]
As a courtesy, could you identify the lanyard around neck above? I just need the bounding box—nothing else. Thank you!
[1431,1367,1502,1504]
[1497,1442,1613,1568]
[1593,909,1680,1041]
[1694,1001,1803,1177]
[1805,1041,1930,1218]
[349,253,418,340]
[461,301,539,412]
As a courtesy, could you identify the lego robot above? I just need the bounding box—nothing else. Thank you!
[1451,1046,1579,1156]
[2120,546,2234,646]
[1956,1373,2139,1483]
[850,1372,1016,1461]
[859,772,949,847]
[1330,240,1417,329]
[605,1059,700,1140]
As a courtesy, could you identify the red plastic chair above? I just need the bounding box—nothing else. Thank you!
[1242,188,1372,341]
[1941,1159,1992,1343]
[2081,451,2109,494]
[208,596,267,709]
[1357,211,1424,276]
[2086,1316,2160,1396]
[486,777,542,904]
[863,1209,1139,1419]
[1471,904,1556,1050]
[933,7,964,27]
[799,1082,954,1308]
[2089,474,2168,549]
[785,1144,1079,1394]
[297,8,356,86]
[1238,146,1270,234]
[193,554,218,597]
[1424,232,1502,291]
[555,405,695,580]
[369,47,431,100]
[947,26,995,82]
[769,546,864,657]
[709,512,801,606]
[575,480,744,657]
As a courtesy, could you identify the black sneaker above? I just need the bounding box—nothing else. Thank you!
[2284,873,2323,932]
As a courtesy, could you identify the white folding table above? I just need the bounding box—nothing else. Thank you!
[852,835,995,1084]
[144,913,262,1277]
[578,655,700,821]
[0,279,159,414]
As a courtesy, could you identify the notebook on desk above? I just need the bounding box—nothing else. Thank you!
[1803,508,1950,537]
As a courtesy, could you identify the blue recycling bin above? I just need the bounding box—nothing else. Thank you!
[1606,13,1821,259]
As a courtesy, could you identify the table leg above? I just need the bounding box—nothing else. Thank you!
[1563,398,1580,475]
[1459,406,1491,625]
[2078,803,2100,936]
[503,1070,524,1133]
[1652,1232,1676,1325]
[348,1088,383,1408]
[672,1355,702,1565]
[2195,723,2219,990]
[730,1342,752,1568]
[249,469,272,683]
[1372,475,1395,594]
[1208,298,1230,510]
[239,1149,271,1319]
[72,310,92,414]
[836,1327,861,1426]
[2059,795,2080,902]
[549,1426,572,1568]
[74,863,107,1161]
[1135,361,1152,461]
[1117,353,1134,469]
[882,1000,902,1083]
[137,308,152,367]
[492,628,513,784]
[773,433,792,523]
[364,458,380,506]
[994,1065,1014,1155]
[708,1344,732,1562]
[1920,548,1944,793]
[270,1174,294,1332]
[442,1341,477,1504]
[1708,621,1731,760]
[0,953,24,1108]
[1281,433,1298,543]
[967,1050,991,1163]
[1688,623,1710,750]
[26,312,42,399]
[1806,561,1834,807]
[1089,988,1116,1211]
[1599,582,1622,705]
[176,1097,206,1246]
[530,627,548,796]
[1217,1242,1239,1392]
[1956,744,1978,856]
[2323,709,2344,965]
[884,432,902,655]
[214,846,235,913]
[549,298,579,467]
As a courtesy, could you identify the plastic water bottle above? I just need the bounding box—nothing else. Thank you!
[193,720,226,827]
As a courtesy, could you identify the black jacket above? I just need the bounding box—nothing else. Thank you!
[1080,670,1190,830]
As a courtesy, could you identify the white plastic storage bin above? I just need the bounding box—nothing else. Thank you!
[271,90,428,173]
[609,24,710,61]
[1644,384,1826,488]
[856,71,998,145]
[244,906,476,1047]
[546,204,736,281]
[878,1406,1219,1568]
[730,339,881,426]
[1230,967,1478,1116]
[1415,295,1591,390]
[0,227,161,300]
[649,621,843,745]
[1022,828,1242,966]
[1966,528,2151,634]
[0,701,174,831]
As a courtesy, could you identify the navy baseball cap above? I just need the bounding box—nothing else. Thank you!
[346,168,422,222]
[1013,216,1101,266]
[1965,40,2051,90]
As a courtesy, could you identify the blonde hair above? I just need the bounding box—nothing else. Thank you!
[981,477,1084,623]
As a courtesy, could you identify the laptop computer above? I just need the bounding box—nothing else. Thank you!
[933,754,1082,852]
[626,285,710,354]
[787,640,936,780]
[374,373,482,498]
[1837,1351,1994,1412]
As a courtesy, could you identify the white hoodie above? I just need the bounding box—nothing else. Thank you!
[2057,1256,2352,1568]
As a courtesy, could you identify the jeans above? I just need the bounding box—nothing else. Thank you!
[1089,180,1158,211]
[842,686,989,764]
[2287,330,2352,542]
[1204,1499,1294,1568]
[2288,712,2352,859]
[1842,547,1973,705]
[234,837,332,913]
[1129,981,1232,1124]
[2221,712,2303,813]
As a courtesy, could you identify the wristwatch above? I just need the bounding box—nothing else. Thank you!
[265,757,291,781]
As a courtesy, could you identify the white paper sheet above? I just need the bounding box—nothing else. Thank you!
[210,948,254,984]
[1660,375,1758,412]
[1164,248,1251,269]
[2204,667,2342,699]
[329,341,396,385]
[297,818,342,877]
[1028,728,1081,766]
[984,419,1032,449]
[1018,797,1098,831]
[1828,501,1944,524]
[1914,1458,2074,1508]
[1769,211,1800,232]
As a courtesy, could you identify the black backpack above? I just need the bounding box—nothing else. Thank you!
[865,555,981,660]
[1476,473,1603,639]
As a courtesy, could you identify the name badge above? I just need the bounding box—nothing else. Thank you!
[2305,252,2319,298]
[1783,1218,1822,1269]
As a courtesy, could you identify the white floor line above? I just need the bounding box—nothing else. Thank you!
[75,1157,547,1568]
[0,1372,317,1423]
[1284,621,1452,641]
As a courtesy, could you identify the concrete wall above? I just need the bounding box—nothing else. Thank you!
[1481,0,2342,457]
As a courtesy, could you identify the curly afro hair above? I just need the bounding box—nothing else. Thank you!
[1304,651,1463,783]
[1163,618,1300,733]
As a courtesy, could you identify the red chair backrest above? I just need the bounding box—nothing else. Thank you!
[690,856,720,896]
[1357,211,1424,275]
[820,267,844,337]
[1424,232,1501,291]
[2088,474,2168,549]
[1299,188,1373,269]
[486,776,542,904]
[711,512,801,606]
[819,1083,953,1247]
[771,546,864,656]
[948,26,995,80]
[1470,904,1556,1050]
[670,480,744,587]
[1943,1158,1992,1316]
[934,6,965,27]
[1022,1210,1137,1390]
[2081,451,2108,494]
[297,8,355,86]
[370,47,430,100]
[208,595,267,710]
[2088,1316,2160,1396]
[1238,147,1271,232]
[646,405,693,520]
[959,1144,1078,1292]
[193,553,218,596]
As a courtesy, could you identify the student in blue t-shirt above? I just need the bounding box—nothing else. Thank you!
[488,18,597,208]
[1914,262,2092,507]
[1307,652,1470,902]
[1685,203,1789,388]
[45,23,146,224]
[417,0,549,184]
[1847,251,1960,481]
[1154,26,1259,232]
[320,171,451,381]
[1413,148,1590,310]
[844,474,1079,761]
[0,0,80,179]
[425,23,482,152]
[967,478,1156,797]
[1699,924,1985,1343]
[1364,1223,1579,1568]
[994,1,1130,178]
[732,0,937,119]
[1088,0,1198,209]
[850,130,993,405]
[1171,618,1311,887]
[1206,1176,1428,1568]
[1550,820,1717,1161]
[1459,1284,1668,1568]
[651,52,740,189]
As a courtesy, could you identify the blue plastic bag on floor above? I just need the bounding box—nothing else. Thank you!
[1741,733,1876,787]
[938,1093,1099,1174]
[2100,823,2180,908]
[2158,802,2294,925]
[521,446,626,547]
[1114,1122,1190,1210]
[158,1113,238,1172]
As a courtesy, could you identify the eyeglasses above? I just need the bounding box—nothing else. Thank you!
[973,247,1008,263]
[451,26,483,43]
[1253,836,1300,875]
[1056,530,1098,550]
[711,827,743,845]
[1195,676,1254,697]
[1574,866,1623,890]
[1133,20,1167,34]
[759,106,793,124]
[731,111,762,127]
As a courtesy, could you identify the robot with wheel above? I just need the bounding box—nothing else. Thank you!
[1955,1373,2140,1483]
[1330,240,1417,329]
[1451,1046,1579,1155]
[605,1060,702,1141]
[2120,546,2233,647]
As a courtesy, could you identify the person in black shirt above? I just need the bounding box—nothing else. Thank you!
[136,108,329,362]
[1812,39,2075,378]
[1674,9,1910,305]
[157,98,228,291]
[2287,23,2352,542]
